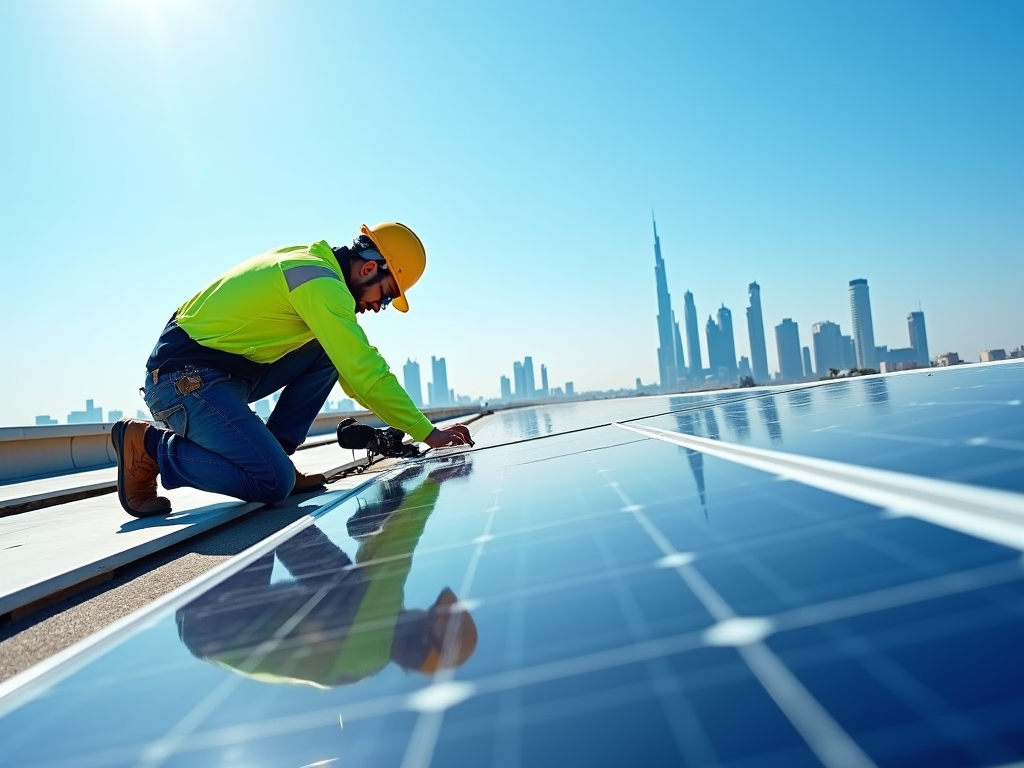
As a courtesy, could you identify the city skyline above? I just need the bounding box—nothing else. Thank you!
[18,242,1022,425]
[1,1,1021,426]
[643,218,976,389]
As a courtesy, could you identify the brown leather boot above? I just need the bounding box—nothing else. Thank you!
[111,419,172,517]
[292,468,327,495]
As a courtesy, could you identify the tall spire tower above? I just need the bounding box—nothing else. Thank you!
[652,213,681,391]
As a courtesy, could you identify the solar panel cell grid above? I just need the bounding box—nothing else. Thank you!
[1,364,1022,767]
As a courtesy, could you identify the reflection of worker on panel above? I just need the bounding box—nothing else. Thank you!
[175,459,476,687]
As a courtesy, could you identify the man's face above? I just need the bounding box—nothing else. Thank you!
[353,263,401,314]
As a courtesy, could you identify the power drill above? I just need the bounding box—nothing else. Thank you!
[336,418,423,458]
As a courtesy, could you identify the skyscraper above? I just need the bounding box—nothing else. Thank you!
[907,310,930,367]
[705,315,720,374]
[540,364,549,397]
[430,356,449,406]
[705,306,737,378]
[513,361,526,400]
[67,399,103,424]
[403,359,423,407]
[500,375,512,401]
[745,282,770,383]
[673,314,686,377]
[840,336,856,370]
[523,356,536,398]
[802,347,813,379]
[811,321,845,374]
[775,319,803,381]
[849,279,878,369]
[652,215,681,391]
[717,305,738,376]
[683,291,702,375]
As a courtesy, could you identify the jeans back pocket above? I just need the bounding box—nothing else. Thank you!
[152,403,188,437]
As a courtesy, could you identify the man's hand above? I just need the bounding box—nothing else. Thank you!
[423,424,474,448]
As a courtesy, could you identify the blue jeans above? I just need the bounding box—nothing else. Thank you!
[143,341,337,503]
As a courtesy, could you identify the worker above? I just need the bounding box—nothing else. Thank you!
[111,222,472,517]
[175,460,478,687]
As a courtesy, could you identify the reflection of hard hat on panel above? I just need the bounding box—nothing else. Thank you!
[419,587,479,674]
[360,222,426,313]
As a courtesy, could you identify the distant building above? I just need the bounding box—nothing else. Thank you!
[738,356,751,378]
[980,349,1007,362]
[848,279,878,369]
[746,282,770,383]
[878,347,916,367]
[705,315,719,377]
[801,346,813,379]
[683,291,702,376]
[775,319,803,382]
[717,305,737,377]
[500,375,512,401]
[812,321,845,374]
[907,311,930,367]
[523,356,536,398]
[403,359,423,407]
[254,399,271,420]
[652,216,683,391]
[880,360,919,373]
[67,399,103,424]
[513,362,526,400]
[107,409,123,422]
[842,335,857,370]
[706,306,738,379]
[35,415,57,426]
[540,364,549,397]
[935,352,961,367]
[673,318,686,381]
[136,410,149,420]
[565,382,575,396]
[320,398,356,413]
[430,356,449,406]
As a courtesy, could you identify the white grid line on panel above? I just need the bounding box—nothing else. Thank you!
[673,476,1015,761]
[399,448,510,768]
[595,464,878,768]
[136,576,340,768]
[615,423,1024,551]
[589,461,722,767]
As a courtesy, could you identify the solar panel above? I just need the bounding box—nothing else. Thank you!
[1,363,1022,767]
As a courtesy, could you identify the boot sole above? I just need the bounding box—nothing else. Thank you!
[111,421,133,515]
[111,422,170,518]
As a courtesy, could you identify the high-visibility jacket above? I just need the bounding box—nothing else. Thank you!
[159,240,433,441]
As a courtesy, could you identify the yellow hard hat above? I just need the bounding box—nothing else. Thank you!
[418,587,479,674]
[360,222,426,313]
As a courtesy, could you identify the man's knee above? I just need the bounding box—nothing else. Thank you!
[245,453,296,504]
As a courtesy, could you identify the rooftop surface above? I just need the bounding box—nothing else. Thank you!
[1,362,1022,767]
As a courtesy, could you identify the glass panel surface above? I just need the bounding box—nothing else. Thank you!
[471,389,764,444]
[2,373,1024,767]
[633,363,1024,493]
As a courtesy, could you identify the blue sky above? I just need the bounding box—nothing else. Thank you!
[1,0,1021,426]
